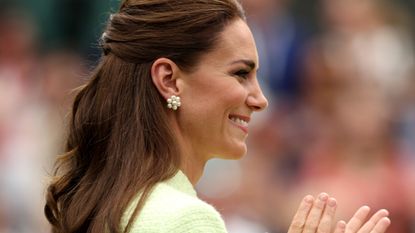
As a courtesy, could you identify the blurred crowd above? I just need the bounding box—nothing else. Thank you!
[0,0,414,232]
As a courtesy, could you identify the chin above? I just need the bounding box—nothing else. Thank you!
[217,145,247,160]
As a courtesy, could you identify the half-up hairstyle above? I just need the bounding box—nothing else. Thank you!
[44,0,245,233]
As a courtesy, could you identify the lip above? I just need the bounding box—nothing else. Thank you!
[229,114,250,134]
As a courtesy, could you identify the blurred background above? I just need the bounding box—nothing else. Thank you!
[0,0,414,232]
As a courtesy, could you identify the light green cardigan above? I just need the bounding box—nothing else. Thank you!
[121,171,228,232]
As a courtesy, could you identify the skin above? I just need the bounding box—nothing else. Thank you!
[177,19,268,182]
[151,18,391,233]
[288,193,391,233]
[152,19,268,183]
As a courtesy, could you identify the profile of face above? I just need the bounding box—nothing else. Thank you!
[176,19,268,161]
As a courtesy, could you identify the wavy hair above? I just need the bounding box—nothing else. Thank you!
[44,0,245,232]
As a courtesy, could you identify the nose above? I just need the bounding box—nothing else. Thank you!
[246,79,268,111]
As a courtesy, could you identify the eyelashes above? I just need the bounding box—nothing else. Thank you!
[233,69,250,79]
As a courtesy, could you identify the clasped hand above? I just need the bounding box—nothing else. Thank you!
[288,193,391,233]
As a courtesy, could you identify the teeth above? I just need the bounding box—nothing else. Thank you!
[230,117,248,126]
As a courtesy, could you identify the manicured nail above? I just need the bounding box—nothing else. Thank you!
[304,195,314,204]
[382,217,391,225]
[361,205,371,212]
[328,198,337,207]
[319,193,328,201]
[337,220,346,229]
[380,209,389,216]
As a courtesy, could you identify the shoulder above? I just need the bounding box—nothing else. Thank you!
[126,182,228,233]
[164,196,228,233]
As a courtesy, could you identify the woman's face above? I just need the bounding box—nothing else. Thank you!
[177,19,268,161]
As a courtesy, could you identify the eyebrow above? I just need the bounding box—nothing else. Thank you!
[229,59,257,70]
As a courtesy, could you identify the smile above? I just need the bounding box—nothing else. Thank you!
[230,117,248,126]
[229,114,250,133]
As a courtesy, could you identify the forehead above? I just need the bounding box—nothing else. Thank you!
[199,19,259,68]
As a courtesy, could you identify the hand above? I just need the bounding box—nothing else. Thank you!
[333,206,390,233]
[287,193,391,233]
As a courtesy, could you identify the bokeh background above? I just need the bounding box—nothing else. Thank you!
[0,0,414,232]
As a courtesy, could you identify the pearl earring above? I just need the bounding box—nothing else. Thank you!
[167,95,181,110]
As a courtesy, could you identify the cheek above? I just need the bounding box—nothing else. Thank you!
[220,86,246,107]
[181,77,246,120]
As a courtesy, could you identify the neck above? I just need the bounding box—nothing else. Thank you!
[178,140,208,186]
[168,115,208,186]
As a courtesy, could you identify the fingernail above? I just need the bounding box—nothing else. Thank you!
[362,205,371,212]
[304,195,314,204]
[382,217,391,225]
[381,209,389,216]
[337,220,346,229]
[319,193,328,201]
[328,198,337,207]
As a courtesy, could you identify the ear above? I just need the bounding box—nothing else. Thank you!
[151,58,180,100]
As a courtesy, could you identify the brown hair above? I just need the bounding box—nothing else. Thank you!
[44,0,245,232]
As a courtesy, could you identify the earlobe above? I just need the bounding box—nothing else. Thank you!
[151,58,180,100]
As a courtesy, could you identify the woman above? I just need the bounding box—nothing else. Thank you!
[44,0,391,232]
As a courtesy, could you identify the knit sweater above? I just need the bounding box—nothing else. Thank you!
[121,171,228,233]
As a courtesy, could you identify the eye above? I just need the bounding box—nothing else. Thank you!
[233,69,250,79]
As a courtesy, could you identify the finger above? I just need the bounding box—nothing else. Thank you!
[346,206,371,233]
[370,217,391,233]
[317,197,337,233]
[357,209,389,233]
[303,192,329,233]
[288,195,314,233]
[334,220,347,233]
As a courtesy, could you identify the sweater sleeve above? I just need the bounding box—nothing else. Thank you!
[167,202,228,233]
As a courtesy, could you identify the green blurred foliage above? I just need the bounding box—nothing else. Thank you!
[1,0,120,57]
[1,0,413,59]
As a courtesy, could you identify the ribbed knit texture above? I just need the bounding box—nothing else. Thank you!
[121,171,228,233]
